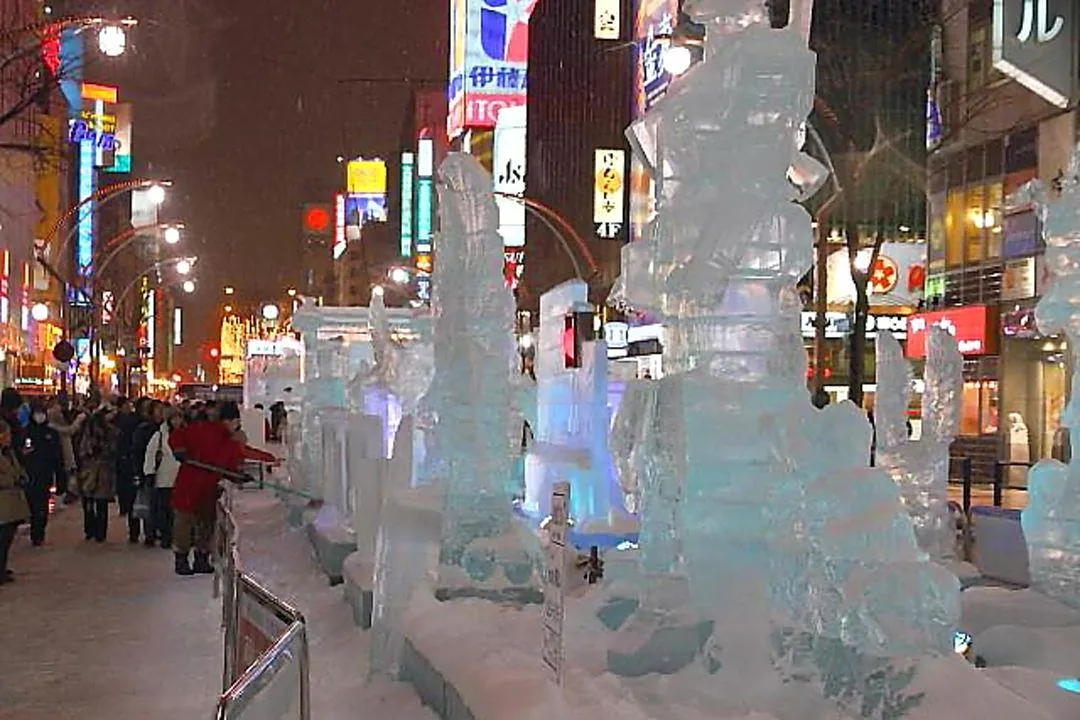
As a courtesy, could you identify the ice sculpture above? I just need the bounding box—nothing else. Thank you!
[421,153,537,601]
[875,329,961,561]
[523,280,627,530]
[1022,144,1080,609]
[605,1,959,705]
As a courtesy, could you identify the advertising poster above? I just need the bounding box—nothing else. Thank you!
[448,0,538,139]
[106,103,132,173]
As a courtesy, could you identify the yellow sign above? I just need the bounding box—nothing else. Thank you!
[347,160,388,195]
[81,82,118,103]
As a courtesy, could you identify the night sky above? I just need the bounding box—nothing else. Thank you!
[109,0,447,368]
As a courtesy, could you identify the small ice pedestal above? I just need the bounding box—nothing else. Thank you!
[524,281,629,539]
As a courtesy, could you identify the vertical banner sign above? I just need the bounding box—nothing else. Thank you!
[346,159,389,224]
[542,481,569,685]
[493,105,527,288]
[448,0,538,139]
[0,251,10,325]
[107,103,133,173]
[174,307,183,346]
[333,193,347,260]
[20,264,29,332]
[595,0,621,39]
[634,0,678,116]
[75,139,95,300]
[145,286,156,359]
[992,0,1077,108]
[400,152,415,257]
[594,149,627,239]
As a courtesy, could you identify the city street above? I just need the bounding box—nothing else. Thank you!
[0,491,433,720]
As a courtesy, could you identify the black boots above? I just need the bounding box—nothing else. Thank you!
[174,552,194,576]
[192,551,214,575]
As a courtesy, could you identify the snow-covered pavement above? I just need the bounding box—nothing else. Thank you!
[0,490,433,720]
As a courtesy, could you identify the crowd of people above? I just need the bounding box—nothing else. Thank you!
[0,390,276,585]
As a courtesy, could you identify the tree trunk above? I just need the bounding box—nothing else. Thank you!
[845,222,884,409]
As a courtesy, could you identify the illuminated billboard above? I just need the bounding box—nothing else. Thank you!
[333,194,347,260]
[594,149,627,240]
[448,0,538,140]
[400,152,415,257]
[346,159,388,224]
[633,0,678,117]
[106,104,132,174]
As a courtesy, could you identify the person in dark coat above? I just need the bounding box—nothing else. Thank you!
[21,402,63,546]
[0,417,29,584]
[113,397,141,541]
[78,408,119,542]
[130,400,165,546]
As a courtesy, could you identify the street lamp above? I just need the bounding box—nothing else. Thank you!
[97,24,127,57]
[261,303,280,321]
[147,183,167,205]
[182,280,196,294]
[163,226,181,244]
[388,267,411,285]
[175,259,193,276]
[663,45,694,76]
[30,303,49,322]
[371,285,385,298]
[224,286,235,296]
[287,287,297,297]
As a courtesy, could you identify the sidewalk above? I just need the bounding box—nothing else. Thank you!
[0,490,433,720]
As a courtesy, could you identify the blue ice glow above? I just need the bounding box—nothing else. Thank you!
[1057,678,1080,694]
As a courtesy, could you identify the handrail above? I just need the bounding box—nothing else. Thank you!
[213,489,311,720]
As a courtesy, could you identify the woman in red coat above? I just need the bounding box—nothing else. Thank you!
[169,402,245,575]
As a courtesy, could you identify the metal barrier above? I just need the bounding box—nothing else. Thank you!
[214,490,311,720]
[993,461,1030,507]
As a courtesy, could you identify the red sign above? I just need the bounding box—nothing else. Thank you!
[302,204,331,235]
[906,306,994,358]
[869,255,899,294]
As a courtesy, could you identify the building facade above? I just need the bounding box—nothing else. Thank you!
[922,0,1079,482]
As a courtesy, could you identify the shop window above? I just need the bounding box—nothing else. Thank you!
[960,379,999,436]
[945,189,965,267]
[964,185,987,263]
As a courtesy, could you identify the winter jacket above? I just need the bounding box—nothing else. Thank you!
[21,421,63,491]
[77,416,118,500]
[0,449,30,524]
[170,420,244,517]
[114,411,139,479]
[48,407,85,472]
[131,419,159,485]
[144,423,180,489]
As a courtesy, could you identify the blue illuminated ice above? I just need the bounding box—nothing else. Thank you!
[876,328,961,561]
[605,0,959,709]
[523,280,628,532]
[421,153,537,600]
[1022,145,1080,610]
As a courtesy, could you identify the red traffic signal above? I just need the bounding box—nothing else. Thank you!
[302,204,332,236]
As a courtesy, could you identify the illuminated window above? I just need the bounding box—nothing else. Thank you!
[986,183,1003,259]
[965,185,987,263]
[960,379,999,436]
[945,190,965,267]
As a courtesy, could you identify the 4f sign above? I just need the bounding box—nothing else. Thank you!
[993,0,1077,108]
[593,149,626,239]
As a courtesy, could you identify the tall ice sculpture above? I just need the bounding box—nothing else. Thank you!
[1022,145,1080,609]
[421,153,537,601]
[606,1,960,712]
[876,328,962,561]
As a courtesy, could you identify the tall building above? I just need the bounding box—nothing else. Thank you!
[521,0,636,311]
[919,0,1078,483]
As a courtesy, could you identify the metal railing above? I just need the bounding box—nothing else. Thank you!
[214,489,311,720]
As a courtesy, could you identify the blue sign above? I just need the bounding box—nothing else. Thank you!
[1002,210,1041,259]
[74,138,94,302]
[346,193,387,225]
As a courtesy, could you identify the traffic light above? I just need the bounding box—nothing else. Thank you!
[301,203,332,237]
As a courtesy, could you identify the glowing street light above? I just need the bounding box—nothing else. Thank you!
[388,267,411,285]
[224,286,235,296]
[163,226,182,244]
[261,303,280,321]
[663,45,694,76]
[30,303,49,322]
[224,304,234,313]
[97,24,127,57]
[287,287,297,297]
[175,259,193,275]
[147,183,167,205]
[182,280,196,294]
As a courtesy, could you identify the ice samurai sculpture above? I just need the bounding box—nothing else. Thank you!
[603,0,960,714]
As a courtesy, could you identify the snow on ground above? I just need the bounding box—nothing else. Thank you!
[0,489,433,720]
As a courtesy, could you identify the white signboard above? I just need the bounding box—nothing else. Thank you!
[799,312,909,339]
[593,149,626,239]
[542,481,569,685]
[493,105,527,248]
[595,0,621,40]
[1002,256,1037,300]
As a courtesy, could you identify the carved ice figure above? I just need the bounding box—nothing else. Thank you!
[421,153,536,600]
[1022,144,1080,609]
[875,329,961,561]
[605,1,959,705]
[523,280,627,529]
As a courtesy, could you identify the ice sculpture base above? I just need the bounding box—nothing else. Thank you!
[398,587,1065,720]
[306,505,356,585]
[342,552,375,629]
[971,507,1032,587]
